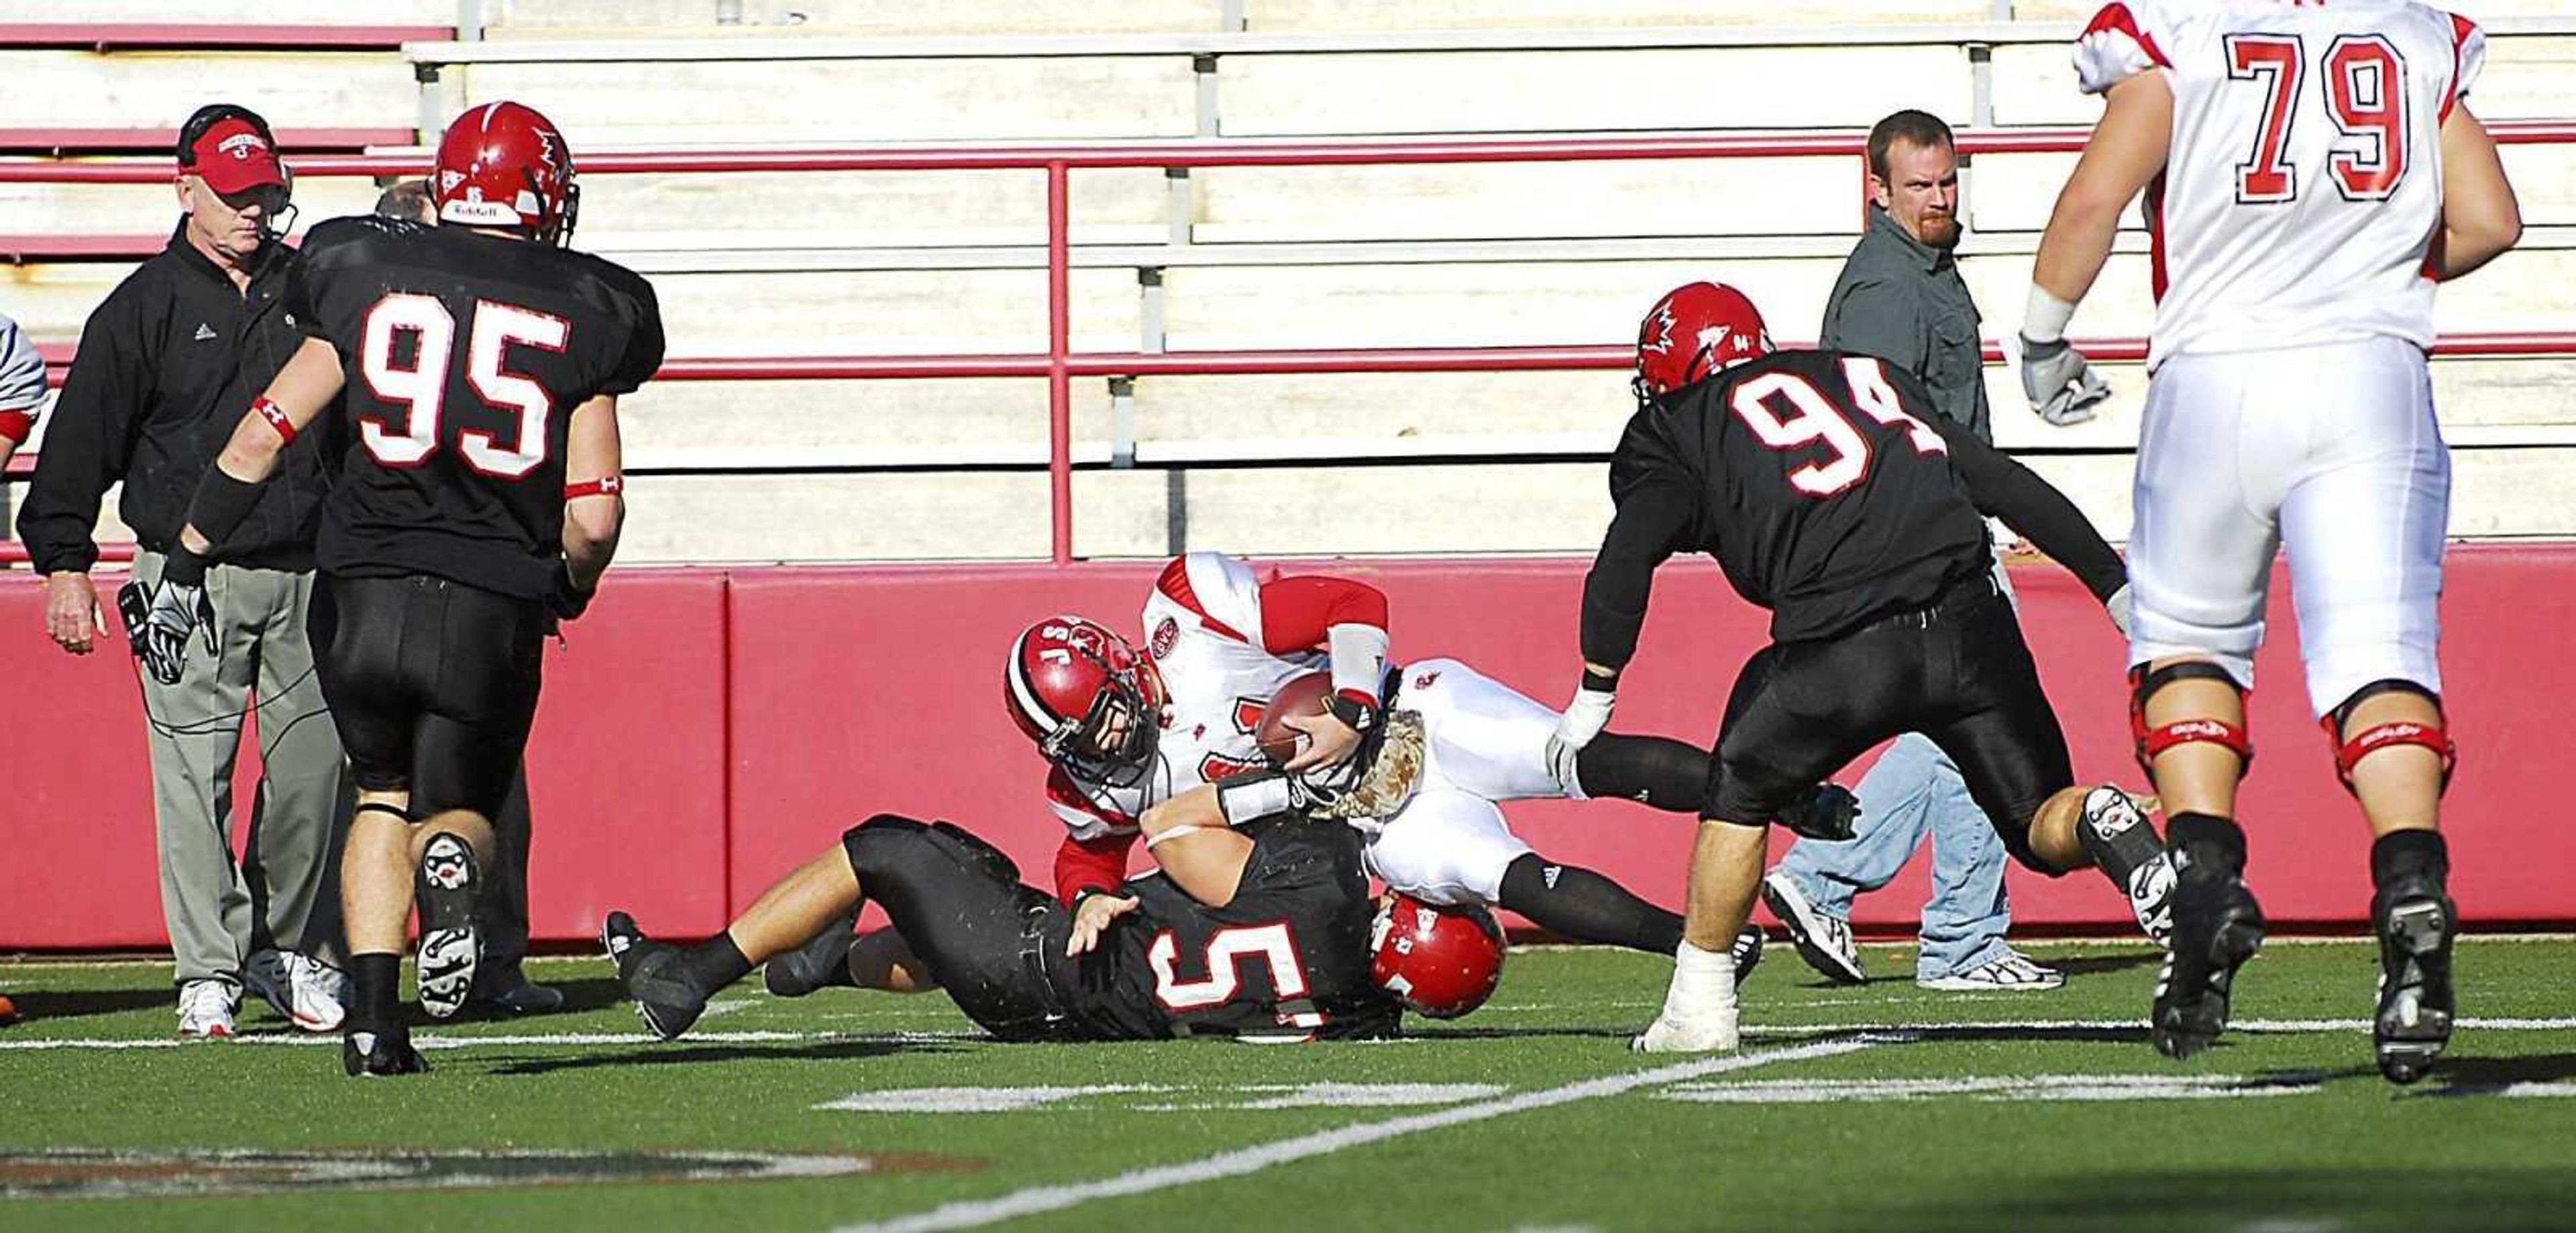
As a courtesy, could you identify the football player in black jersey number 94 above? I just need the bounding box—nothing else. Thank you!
[1552,282,2180,1053]
[151,101,664,1075]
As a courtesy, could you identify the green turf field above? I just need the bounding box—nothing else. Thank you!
[6,936,2573,1232]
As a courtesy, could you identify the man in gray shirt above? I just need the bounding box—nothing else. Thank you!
[1760,111,2080,991]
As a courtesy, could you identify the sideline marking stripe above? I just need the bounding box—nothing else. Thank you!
[830,1035,1899,1233]
[6,1016,2573,1053]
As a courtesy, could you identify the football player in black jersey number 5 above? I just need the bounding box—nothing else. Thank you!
[149,101,665,1075]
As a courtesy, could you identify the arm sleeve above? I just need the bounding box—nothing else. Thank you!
[1933,416,2127,603]
[1820,277,1927,376]
[2443,13,2485,122]
[0,315,45,441]
[1053,830,1139,904]
[1579,478,1696,669]
[602,282,665,396]
[2074,3,2173,95]
[15,299,141,574]
[1257,574,1391,706]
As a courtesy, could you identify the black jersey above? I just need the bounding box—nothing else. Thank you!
[289,216,662,598]
[1079,820,1400,1041]
[1581,349,2126,659]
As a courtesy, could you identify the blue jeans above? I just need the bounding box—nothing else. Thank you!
[1771,732,2011,981]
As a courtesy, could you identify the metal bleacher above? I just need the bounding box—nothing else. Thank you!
[4,1,2574,564]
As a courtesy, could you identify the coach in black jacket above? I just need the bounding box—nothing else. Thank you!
[17,104,351,1039]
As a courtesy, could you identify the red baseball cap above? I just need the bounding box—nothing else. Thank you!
[182,116,286,195]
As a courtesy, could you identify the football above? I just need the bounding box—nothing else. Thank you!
[1254,671,1336,766]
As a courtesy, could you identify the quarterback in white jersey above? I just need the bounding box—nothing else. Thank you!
[1003,551,1818,967]
[2021,0,2520,1080]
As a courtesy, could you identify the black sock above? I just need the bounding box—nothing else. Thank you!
[677,933,754,998]
[2371,830,2449,890]
[1575,733,1711,813]
[349,952,400,1032]
[2167,811,2247,880]
[1498,854,1682,955]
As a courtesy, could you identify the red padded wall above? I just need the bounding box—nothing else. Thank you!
[5,545,2572,951]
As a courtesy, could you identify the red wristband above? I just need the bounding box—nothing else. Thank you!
[253,396,296,445]
[566,474,625,499]
[0,409,31,443]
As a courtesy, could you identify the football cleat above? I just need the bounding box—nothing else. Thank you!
[2078,786,2176,947]
[602,911,706,1041]
[764,912,860,1000]
[2151,870,2265,1061]
[1761,872,1864,985]
[1632,1003,1740,1054]
[342,1027,431,1077]
[414,833,482,1020]
[2372,879,2457,1085]
[1729,924,1764,989]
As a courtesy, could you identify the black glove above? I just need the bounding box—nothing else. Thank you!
[1777,782,1860,843]
[139,574,218,686]
[545,559,596,623]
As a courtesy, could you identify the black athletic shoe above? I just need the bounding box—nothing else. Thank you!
[415,833,482,1021]
[2152,872,2266,1061]
[341,1026,431,1077]
[764,912,861,999]
[600,910,706,1041]
[1729,925,1765,989]
[2372,878,2457,1085]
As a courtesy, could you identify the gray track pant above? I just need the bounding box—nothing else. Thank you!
[134,550,351,989]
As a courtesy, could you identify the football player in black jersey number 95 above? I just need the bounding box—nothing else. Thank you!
[152,101,665,1075]
[1552,282,2179,1053]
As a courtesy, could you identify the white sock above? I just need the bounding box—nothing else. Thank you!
[1661,939,1737,1019]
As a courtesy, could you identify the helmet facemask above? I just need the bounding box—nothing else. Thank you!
[1040,646,1161,789]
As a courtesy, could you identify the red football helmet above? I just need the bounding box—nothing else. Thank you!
[1633,281,1773,400]
[433,101,580,246]
[1005,616,1166,787]
[1370,893,1505,1019]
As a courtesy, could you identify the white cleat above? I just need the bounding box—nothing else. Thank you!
[1631,1006,1740,1054]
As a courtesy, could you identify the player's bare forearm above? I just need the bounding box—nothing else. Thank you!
[2033,72,2172,303]
[2434,107,2522,281]
[563,394,626,589]
[1139,784,1254,908]
[215,337,345,488]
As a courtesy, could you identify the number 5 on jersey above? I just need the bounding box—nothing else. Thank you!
[360,292,569,477]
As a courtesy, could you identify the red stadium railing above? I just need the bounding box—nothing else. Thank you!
[6,121,2575,562]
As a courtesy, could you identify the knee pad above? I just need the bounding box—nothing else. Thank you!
[2322,679,2456,796]
[2128,661,2253,775]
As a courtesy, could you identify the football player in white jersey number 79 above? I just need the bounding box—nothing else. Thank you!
[2021,1,2520,1081]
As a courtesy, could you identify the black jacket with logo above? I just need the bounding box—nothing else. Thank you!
[16,221,334,574]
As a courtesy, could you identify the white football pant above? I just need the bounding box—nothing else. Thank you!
[2127,336,2448,716]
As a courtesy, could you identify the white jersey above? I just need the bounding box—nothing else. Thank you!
[1046,552,1323,841]
[2075,1,2484,368]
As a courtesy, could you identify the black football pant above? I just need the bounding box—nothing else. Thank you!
[839,814,1093,1042]
[309,573,546,818]
[1705,574,2075,875]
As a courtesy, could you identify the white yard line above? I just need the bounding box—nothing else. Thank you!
[829,1036,1900,1233]
[5,1015,2571,1053]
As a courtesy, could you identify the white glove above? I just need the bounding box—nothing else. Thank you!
[1552,677,1617,753]
[2019,334,2111,427]
[2105,583,2135,639]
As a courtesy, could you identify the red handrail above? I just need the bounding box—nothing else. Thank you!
[11,121,2576,563]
